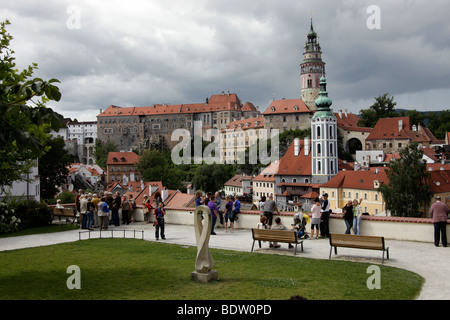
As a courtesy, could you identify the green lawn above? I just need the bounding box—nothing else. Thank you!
[0,239,424,300]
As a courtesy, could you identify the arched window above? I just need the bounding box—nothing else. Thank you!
[318,161,322,172]
[317,143,321,155]
[329,125,333,138]
[317,126,321,138]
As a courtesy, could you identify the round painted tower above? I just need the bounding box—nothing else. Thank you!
[300,19,326,111]
[311,76,338,184]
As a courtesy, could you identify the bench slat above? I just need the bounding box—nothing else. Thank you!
[251,228,303,255]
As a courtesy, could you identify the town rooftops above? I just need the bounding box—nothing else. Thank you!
[97,93,256,117]
[222,116,264,133]
[107,152,140,165]
[262,98,311,115]
[321,167,389,191]
[366,117,437,143]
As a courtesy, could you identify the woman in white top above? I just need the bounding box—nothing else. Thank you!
[352,198,363,235]
[310,198,322,239]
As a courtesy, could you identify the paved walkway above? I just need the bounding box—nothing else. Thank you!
[0,222,448,300]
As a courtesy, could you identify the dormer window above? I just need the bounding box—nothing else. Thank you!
[271,106,276,112]
[113,158,118,162]
[121,157,126,162]
[294,105,299,111]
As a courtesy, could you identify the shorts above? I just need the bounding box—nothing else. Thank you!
[225,212,234,223]
[311,218,320,230]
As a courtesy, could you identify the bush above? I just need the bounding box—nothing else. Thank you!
[11,200,53,230]
[57,191,75,204]
[0,202,21,234]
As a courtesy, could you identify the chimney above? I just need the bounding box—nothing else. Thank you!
[398,119,403,132]
[344,109,348,117]
[294,138,300,157]
[304,137,310,156]
[338,110,342,119]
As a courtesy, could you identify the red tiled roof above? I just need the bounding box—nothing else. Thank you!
[222,116,264,132]
[428,170,450,194]
[321,168,389,191]
[165,192,195,208]
[276,139,312,176]
[262,99,311,115]
[98,93,251,117]
[366,117,437,143]
[224,174,253,187]
[334,112,372,133]
[252,163,278,182]
[107,152,140,165]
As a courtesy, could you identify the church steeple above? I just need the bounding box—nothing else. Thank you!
[300,18,326,111]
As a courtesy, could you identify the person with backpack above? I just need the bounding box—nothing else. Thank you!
[98,197,110,230]
[154,202,166,240]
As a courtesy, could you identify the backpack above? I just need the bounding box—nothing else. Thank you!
[102,202,110,213]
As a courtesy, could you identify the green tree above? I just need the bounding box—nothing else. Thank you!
[191,164,234,194]
[0,20,63,192]
[426,110,450,140]
[39,137,72,200]
[358,93,398,128]
[379,142,433,217]
[136,149,184,190]
[93,139,118,169]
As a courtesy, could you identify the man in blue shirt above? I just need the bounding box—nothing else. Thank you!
[233,195,241,221]
[208,194,219,235]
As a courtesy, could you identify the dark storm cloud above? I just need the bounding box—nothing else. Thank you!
[1,0,449,121]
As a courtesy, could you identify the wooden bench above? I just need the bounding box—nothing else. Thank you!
[52,208,77,224]
[251,228,303,255]
[329,233,389,263]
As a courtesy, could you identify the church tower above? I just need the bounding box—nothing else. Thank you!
[311,76,338,184]
[300,19,326,111]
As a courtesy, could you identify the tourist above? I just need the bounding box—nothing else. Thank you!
[311,198,322,239]
[257,215,268,229]
[195,191,203,207]
[105,192,114,228]
[208,194,219,235]
[154,202,166,240]
[263,195,279,229]
[343,200,353,234]
[97,197,108,230]
[214,192,223,225]
[121,194,130,225]
[56,199,64,209]
[91,194,101,228]
[111,192,121,226]
[320,193,331,238]
[271,217,294,249]
[259,195,266,216]
[353,198,363,235]
[128,194,136,223]
[224,195,234,232]
[233,195,241,221]
[86,194,95,230]
[74,189,83,214]
[429,196,449,247]
[142,194,152,223]
[154,191,163,208]
[79,195,88,229]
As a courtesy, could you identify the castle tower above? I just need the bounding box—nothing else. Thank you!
[311,76,338,184]
[300,19,326,111]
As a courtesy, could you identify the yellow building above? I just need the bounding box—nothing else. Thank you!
[320,168,388,215]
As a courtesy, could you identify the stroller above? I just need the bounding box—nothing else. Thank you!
[293,213,310,239]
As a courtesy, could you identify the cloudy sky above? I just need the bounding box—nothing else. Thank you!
[2,0,450,121]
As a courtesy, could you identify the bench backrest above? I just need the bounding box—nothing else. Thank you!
[329,233,385,250]
[252,228,297,242]
[53,208,76,217]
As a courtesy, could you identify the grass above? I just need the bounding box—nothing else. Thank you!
[0,238,424,300]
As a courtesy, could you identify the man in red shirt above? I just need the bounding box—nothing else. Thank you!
[429,197,449,247]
